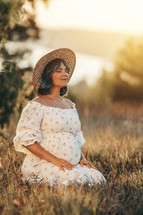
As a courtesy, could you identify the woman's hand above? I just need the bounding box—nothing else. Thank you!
[51,157,75,172]
[80,151,97,170]
[79,159,97,170]
[24,143,74,172]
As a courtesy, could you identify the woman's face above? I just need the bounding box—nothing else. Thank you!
[51,62,70,88]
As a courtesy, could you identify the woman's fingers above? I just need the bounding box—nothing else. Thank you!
[59,159,96,171]
[64,161,74,170]
[87,163,91,168]
[65,165,73,170]
[60,161,74,171]
[90,164,97,170]
[85,161,91,168]
[58,165,65,171]
[87,162,97,170]
[80,160,86,167]
[79,160,83,166]
[80,160,97,170]
[60,167,65,171]
[65,161,74,168]
[54,158,74,171]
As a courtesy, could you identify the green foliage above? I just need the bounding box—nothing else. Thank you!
[0,0,40,128]
[0,47,33,128]
[97,37,143,102]
[68,36,143,113]
[0,0,23,43]
[0,0,39,43]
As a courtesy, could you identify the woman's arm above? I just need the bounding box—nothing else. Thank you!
[24,141,57,162]
[24,142,74,171]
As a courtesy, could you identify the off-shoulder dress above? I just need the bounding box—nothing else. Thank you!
[13,100,106,187]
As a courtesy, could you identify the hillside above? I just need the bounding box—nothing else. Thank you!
[38,28,138,60]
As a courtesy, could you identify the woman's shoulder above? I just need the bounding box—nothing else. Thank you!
[26,97,76,109]
[31,97,43,104]
[23,98,44,112]
[63,98,76,109]
[17,99,44,125]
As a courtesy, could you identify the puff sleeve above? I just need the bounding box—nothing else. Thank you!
[13,101,44,154]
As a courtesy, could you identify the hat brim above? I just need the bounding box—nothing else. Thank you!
[32,48,76,87]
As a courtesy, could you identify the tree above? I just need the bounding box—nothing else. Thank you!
[0,0,49,128]
[96,37,143,102]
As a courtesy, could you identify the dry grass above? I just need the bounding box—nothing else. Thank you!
[0,101,143,215]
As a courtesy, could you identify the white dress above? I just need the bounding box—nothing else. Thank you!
[13,100,106,187]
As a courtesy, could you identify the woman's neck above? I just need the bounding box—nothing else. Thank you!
[39,87,61,100]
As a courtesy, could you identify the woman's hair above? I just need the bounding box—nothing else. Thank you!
[35,58,69,96]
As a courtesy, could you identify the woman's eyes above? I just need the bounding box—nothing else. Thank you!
[56,69,69,73]
[65,70,70,74]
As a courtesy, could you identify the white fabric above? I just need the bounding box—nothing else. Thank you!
[13,100,106,187]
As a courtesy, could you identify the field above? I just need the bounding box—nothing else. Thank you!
[0,101,143,215]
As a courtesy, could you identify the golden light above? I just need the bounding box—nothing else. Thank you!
[35,0,143,34]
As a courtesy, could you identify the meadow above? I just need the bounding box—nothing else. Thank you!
[0,101,143,215]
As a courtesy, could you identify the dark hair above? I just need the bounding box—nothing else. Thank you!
[36,58,69,96]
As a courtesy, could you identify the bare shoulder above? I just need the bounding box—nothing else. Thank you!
[63,98,74,108]
[32,97,43,104]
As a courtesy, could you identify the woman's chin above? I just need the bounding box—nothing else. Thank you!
[53,81,68,88]
[60,83,68,87]
[61,85,67,88]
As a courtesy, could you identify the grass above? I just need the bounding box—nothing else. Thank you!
[0,101,143,215]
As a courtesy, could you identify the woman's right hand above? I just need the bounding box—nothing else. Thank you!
[51,157,75,171]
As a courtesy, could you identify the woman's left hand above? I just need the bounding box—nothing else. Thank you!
[79,160,97,170]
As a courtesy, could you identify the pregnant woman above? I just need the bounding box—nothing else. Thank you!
[13,48,106,187]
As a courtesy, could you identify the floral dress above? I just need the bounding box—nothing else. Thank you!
[13,100,106,187]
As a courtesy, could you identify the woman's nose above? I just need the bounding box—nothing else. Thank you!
[62,70,69,76]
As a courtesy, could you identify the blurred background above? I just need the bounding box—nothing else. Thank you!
[1,0,143,131]
[1,2,143,212]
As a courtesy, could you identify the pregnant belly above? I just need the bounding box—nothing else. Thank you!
[41,132,81,166]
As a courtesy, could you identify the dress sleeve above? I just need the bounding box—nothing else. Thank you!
[72,101,76,109]
[13,101,44,154]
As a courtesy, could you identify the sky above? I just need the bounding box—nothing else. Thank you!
[35,0,143,34]
[21,0,143,85]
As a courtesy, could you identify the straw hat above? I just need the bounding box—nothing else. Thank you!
[32,48,76,87]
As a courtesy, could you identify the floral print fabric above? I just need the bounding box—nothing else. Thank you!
[13,100,106,187]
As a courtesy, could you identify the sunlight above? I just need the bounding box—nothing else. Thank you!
[35,0,143,34]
